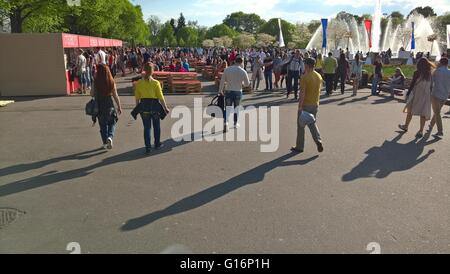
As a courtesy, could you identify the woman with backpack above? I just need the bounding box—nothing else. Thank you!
[91,64,122,150]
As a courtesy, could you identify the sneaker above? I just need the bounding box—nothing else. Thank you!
[102,144,108,150]
[290,147,304,154]
[106,137,113,150]
[234,123,241,129]
[145,148,151,155]
[398,124,408,132]
[433,132,444,137]
[154,143,164,150]
[415,132,423,139]
[317,142,324,153]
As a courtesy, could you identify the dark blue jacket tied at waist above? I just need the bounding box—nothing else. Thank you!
[131,98,167,120]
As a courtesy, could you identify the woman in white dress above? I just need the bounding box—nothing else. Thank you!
[398,57,435,138]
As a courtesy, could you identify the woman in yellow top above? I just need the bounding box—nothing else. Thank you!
[135,63,170,154]
[315,53,324,76]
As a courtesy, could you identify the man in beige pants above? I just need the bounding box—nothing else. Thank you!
[429,58,450,137]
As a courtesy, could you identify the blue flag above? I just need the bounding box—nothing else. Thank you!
[411,22,416,50]
[321,19,328,49]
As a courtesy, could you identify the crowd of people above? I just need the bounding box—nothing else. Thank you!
[82,44,449,155]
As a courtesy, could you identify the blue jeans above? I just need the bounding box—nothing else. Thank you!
[224,91,242,125]
[372,74,380,95]
[264,70,273,90]
[286,70,300,97]
[141,113,161,149]
[98,116,116,145]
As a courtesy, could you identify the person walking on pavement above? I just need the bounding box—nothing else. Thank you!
[134,63,170,154]
[285,50,304,100]
[91,64,122,150]
[429,57,450,137]
[291,58,324,154]
[337,53,350,95]
[323,52,338,96]
[219,56,251,132]
[398,57,434,138]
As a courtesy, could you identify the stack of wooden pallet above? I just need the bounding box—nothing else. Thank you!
[202,66,215,80]
[168,72,201,94]
[169,80,202,94]
[152,72,171,92]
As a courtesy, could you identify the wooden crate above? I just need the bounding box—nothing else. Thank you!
[202,66,215,80]
[169,80,202,94]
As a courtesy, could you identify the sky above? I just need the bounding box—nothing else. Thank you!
[132,0,450,26]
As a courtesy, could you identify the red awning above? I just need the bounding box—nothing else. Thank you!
[62,33,122,48]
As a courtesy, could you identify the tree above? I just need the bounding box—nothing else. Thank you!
[389,11,405,28]
[408,6,436,18]
[256,33,275,47]
[223,12,265,34]
[220,36,233,48]
[258,18,296,44]
[1,0,64,33]
[213,37,224,47]
[177,26,199,47]
[206,23,237,39]
[202,39,214,48]
[291,23,312,49]
[233,33,256,48]
[307,20,321,34]
[159,22,177,46]
[435,12,450,43]
[148,15,162,46]
[177,13,186,31]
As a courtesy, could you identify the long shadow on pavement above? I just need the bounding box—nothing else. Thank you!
[121,153,319,231]
[342,131,440,182]
[0,133,200,198]
[0,149,107,178]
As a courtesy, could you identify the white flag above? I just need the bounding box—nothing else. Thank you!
[278,18,285,48]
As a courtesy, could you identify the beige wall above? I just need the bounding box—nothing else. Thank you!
[0,33,67,96]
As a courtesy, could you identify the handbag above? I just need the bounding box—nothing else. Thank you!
[206,95,225,118]
[85,98,99,117]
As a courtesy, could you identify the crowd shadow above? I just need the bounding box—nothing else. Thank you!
[0,133,200,198]
[121,153,319,231]
[342,131,440,182]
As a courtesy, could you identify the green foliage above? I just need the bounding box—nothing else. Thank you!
[223,12,265,34]
[177,26,199,47]
[435,12,450,41]
[159,22,177,46]
[307,20,321,34]
[206,23,237,39]
[258,18,296,44]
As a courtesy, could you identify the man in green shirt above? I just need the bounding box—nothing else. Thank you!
[323,52,337,96]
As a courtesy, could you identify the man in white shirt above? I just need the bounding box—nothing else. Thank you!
[219,56,251,132]
[76,49,87,94]
[97,47,107,65]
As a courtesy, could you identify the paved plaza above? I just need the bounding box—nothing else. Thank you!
[0,77,449,254]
